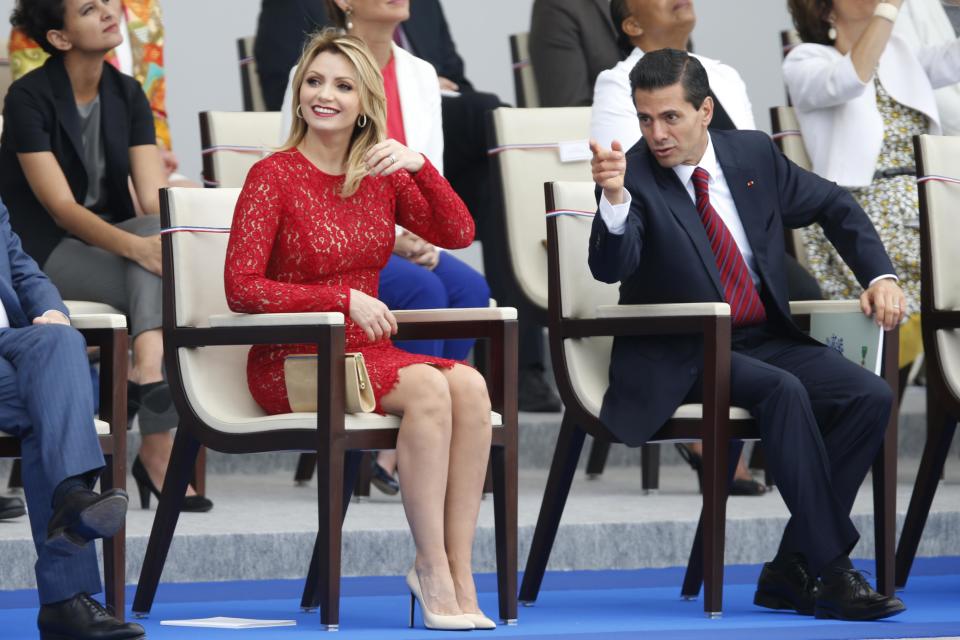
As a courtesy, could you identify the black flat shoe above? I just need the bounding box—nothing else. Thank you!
[38,593,144,640]
[46,489,128,556]
[132,456,214,513]
[815,567,906,621]
[754,554,817,615]
[0,495,26,520]
[370,460,400,496]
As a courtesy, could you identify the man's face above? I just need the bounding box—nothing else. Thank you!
[634,82,712,168]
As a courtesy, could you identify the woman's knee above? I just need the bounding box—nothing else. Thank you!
[395,365,452,419]
[448,366,491,417]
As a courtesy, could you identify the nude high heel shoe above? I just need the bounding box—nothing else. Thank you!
[461,612,497,629]
[406,569,475,631]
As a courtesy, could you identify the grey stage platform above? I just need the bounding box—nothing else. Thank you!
[1,387,958,591]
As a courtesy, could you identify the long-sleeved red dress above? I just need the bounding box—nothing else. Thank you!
[224,149,475,414]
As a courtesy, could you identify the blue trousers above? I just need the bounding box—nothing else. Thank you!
[379,253,490,360]
[0,324,104,604]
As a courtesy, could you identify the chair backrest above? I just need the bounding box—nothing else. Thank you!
[490,106,592,312]
[770,105,813,268]
[547,181,619,417]
[914,134,960,403]
[0,40,11,106]
[915,135,960,312]
[199,111,282,188]
[780,29,802,59]
[163,186,273,425]
[237,36,267,112]
[509,32,539,109]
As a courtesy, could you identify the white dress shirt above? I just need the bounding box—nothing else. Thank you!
[598,134,895,288]
[591,47,756,150]
[0,302,8,329]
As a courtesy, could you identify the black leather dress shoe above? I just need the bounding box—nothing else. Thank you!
[0,495,26,520]
[46,489,128,556]
[815,567,906,620]
[38,593,144,640]
[753,554,817,615]
[518,366,562,412]
[370,461,400,496]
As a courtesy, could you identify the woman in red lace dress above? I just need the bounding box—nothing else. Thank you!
[224,32,494,631]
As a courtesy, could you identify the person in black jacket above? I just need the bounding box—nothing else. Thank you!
[0,0,214,517]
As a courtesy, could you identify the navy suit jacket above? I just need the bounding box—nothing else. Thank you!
[588,129,895,446]
[0,200,68,329]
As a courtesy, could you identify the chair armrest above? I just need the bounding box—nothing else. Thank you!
[70,313,127,330]
[393,308,517,322]
[64,300,123,316]
[596,302,730,318]
[209,312,345,327]
[789,300,861,317]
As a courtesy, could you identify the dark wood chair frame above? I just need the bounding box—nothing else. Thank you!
[131,190,519,629]
[0,321,128,618]
[895,135,960,587]
[518,185,900,616]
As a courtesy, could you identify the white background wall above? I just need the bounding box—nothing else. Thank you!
[0,0,795,183]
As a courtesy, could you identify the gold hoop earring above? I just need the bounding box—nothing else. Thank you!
[296,105,304,120]
[357,114,368,128]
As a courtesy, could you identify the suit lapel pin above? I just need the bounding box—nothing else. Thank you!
[747,180,755,188]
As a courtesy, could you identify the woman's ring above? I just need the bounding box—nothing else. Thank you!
[388,154,396,165]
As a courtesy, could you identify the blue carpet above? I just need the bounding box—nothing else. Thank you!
[1,559,959,639]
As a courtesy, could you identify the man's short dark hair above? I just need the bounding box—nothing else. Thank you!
[629,48,710,110]
[11,0,66,56]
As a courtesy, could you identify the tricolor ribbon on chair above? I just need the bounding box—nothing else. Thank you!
[546,209,595,218]
[201,145,270,187]
[159,226,231,235]
[917,175,960,186]
[770,130,802,141]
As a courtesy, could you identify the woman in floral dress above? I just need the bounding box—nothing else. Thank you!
[224,31,494,631]
[784,0,960,376]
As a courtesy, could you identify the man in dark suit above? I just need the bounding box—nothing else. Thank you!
[529,0,628,106]
[589,49,906,621]
[0,200,142,639]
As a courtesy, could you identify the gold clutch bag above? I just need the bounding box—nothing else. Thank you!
[284,352,376,414]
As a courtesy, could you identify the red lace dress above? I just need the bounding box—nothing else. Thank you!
[224,150,475,414]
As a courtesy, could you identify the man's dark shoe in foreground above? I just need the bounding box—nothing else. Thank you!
[46,489,128,556]
[518,366,562,412]
[0,495,26,520]
[814,567,906,620]
[38,593,144,640]
[753,554,817,615]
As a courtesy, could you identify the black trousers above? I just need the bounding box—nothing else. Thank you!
[687,325,892,573]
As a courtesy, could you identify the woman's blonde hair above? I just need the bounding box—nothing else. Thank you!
[281,29,387,197]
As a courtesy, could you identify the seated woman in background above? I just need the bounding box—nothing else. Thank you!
[0,0,212,512]
[8,0,196,189]
[225,31,495,631]
[784,0,960,382]
[281,0,491,493]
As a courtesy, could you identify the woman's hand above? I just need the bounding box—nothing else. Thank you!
[129,234,162,276]
[349,289,398,342]
[159,148,180,177]
[394,232,440,270]
[364,139,425,177]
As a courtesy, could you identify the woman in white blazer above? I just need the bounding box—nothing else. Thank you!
[784,0,960,373]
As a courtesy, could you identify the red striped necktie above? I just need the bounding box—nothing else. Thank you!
[691,167,766,327]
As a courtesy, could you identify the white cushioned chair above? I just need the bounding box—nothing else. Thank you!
[770,105,813,270]
[509,33,539,108]
[131,187,519,629]
[198,110,282,188]
[896,134,960,587]
[237,36,267,113]
[518,181,901,615]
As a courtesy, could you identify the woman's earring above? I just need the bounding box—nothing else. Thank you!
[357,113,368,128]
[828,25,838,41]
[296,105,304,120]
[345,7,354,30]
